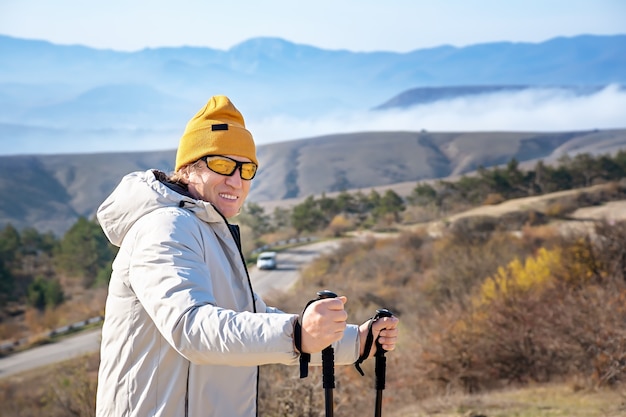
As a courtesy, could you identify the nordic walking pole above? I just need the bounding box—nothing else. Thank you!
[316,290,338,417]
[373,308,393,417]
[294,290,338,417]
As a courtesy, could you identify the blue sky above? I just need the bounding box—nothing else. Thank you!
[1,0,624,52]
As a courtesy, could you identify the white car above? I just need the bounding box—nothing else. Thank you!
[256,251,277,270]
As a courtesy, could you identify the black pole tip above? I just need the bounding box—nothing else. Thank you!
[317,290,338,299]
[376,308,394,318]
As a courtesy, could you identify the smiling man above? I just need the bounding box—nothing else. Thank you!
[94,95,400,417]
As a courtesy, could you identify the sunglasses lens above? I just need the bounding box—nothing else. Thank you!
[240,163,257,180]
[207,159,236,175]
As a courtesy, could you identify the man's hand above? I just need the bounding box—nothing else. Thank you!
[300,296,348,353]
[359,315,399,357]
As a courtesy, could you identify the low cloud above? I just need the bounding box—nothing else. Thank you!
[249,85,626,144]
[3,86,625,155]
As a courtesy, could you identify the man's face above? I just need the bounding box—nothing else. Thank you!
[186,155,252,218]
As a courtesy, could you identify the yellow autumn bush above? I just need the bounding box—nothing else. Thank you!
[477,247,561,305]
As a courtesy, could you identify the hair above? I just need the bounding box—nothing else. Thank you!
[156,160,203,187]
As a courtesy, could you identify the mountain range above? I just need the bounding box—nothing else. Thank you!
[0,33,625,150]
[0,33,625,234]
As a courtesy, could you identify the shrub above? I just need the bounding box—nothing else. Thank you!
[477,247,559,305]
[421,224,626,392]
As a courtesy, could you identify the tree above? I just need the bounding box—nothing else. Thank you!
[455,175,490,205]
[612,149,626,176]
[480,166,513,197]
[291,196,327,234]
[238,202,273,236]
[542,164,573,193]
[55,217,116,287]
[504,158,533,197]
[26,276,64,310]
[20,227,58,255]
[335,190,357,214]
[0,223,21,265]
[408,183,437,206]
[597,155,624,181]
[569,153,602,187]
[436,180,464,213]
[0,259,14,306]
[532,160,547,195]
[375,189,405,222]
[353,190,375,216]
[368,189,381,209]
[272,206,292,230]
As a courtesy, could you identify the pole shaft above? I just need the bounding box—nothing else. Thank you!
[325,389,334,417]
[375,390,383,417]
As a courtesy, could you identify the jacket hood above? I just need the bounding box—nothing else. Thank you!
[97,170,224,246]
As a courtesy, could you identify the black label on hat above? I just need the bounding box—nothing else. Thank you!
[212,124,229,131]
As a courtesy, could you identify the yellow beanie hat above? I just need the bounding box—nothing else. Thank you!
[175,96,258,171]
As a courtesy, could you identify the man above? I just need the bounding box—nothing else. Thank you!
[95,96,399,416]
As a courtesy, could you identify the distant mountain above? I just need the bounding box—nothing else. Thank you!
[0,34,624,137]
[374,85,616,109]
[1,128,625,236]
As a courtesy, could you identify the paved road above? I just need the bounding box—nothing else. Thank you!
[251,239,340,295]
[0,239,341,379]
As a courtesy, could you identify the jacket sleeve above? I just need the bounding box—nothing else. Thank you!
[127,208,302,366]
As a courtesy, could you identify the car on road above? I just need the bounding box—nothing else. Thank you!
[256,251,277,270]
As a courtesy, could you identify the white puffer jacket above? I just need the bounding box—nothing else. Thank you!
[95,170,359,417]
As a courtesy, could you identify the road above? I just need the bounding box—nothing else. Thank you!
[0,239,341,379]
[251,239,340,295]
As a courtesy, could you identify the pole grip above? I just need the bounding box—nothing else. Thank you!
[318,290,337,389]
[374,308,393,353]
[296,290,338,378]
[374,308,393,391]
[322,346,335,389]
[374,352,387,390]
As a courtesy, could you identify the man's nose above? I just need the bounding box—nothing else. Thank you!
[225,167,243,186]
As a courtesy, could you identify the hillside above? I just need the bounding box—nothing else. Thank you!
[1,128,625,235]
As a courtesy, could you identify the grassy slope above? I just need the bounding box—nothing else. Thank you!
[1,347,623,417]
[393,383,626,417]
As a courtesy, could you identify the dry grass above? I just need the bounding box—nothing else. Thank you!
[392,383,626,417]
[0,353,99,417]
[2,353,623,417]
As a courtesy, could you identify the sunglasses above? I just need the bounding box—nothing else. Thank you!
[200,155,258,180]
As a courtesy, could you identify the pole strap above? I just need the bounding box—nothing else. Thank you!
[354,308,394,376]
[294,318,310,378]
[295,297,318,378]
[354,317,376,376]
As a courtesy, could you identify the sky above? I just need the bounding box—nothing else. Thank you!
[1,0,625,53]
[0,0,625,155]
